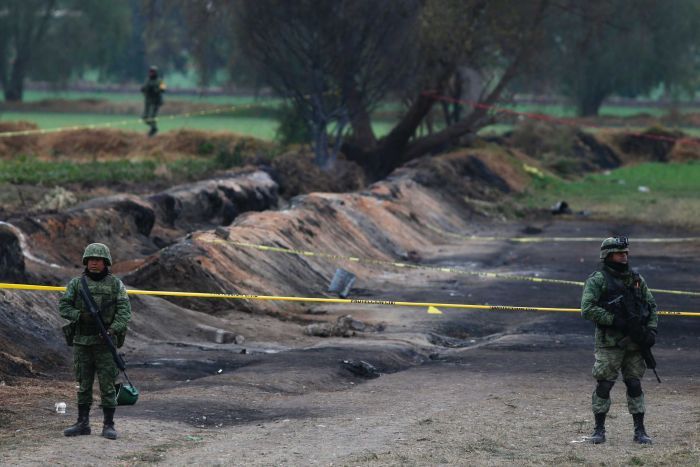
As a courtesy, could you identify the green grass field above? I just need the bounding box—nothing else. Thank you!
[0,153,249,185]
[0,110,397,141]
[3,91,699,142]
[20,89,282,106]
[0,110,282,140]
[519,161,700,227]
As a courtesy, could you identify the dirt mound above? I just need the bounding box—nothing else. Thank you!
[507,120,620,177]
[6,170,278,273]
[0,224,26,282]
[270,151,366,198]
[404,146,534,197]
[46,128,135,158]
[0,170,279,377]
[0,98,221,117]
[0,121,40,156]
[613,126,681,162]
[122,149,529,314]
[0,125,272,162]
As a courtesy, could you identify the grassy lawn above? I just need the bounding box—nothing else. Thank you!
[0,155,242,185]
[20,89,282,106]
[3,91,699,143]
[0,111,281,140]
[519,161,700,227]
[0,110,398,141]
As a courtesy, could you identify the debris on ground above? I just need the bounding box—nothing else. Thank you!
[328,268,356,298]
[550,200,572,215]
[340,359,380,378]
[304,315,382,337]
[32,187,78,212]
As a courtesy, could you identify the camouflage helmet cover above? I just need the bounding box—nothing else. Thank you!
[82,243,112,266]
[600,236,629,260]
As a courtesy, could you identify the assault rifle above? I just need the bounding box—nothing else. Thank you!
[79,276,134,386]
[606,294,661,383]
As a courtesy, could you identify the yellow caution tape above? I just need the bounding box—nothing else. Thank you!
[0,282,697,317]
[202,237,700,297]
[424,223,700,243]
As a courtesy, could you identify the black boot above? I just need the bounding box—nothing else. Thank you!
[589,412,606,444]
[633,413,653,444]
[101,407,118,440]
[64,404,91,436]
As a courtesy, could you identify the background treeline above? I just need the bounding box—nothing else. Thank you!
[2,0,700,174]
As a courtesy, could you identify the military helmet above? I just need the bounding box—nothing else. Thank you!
[600,236,629,260]
[148,65,158,76]
[82,243,112,266]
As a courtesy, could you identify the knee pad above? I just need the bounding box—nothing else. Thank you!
[595,380,615,399]
[624,378,643,398]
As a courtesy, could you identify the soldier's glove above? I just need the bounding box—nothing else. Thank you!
[644,328,657,347]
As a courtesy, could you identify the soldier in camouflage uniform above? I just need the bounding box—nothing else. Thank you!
[581,236,658,444]
[59,243,131,440]
[140,65,165,136]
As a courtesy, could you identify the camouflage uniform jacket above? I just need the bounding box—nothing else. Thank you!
[581,264,658,348]
[59,273,131,346]
[141,77,164,105]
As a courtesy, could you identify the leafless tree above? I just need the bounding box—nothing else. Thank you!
[234,0,420,169]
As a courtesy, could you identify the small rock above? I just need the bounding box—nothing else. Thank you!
[550,201,572,215]
[214,226,230,239]
[341,359,380,378]
[306,308,328,315]
[304,323,334,337]
[522,226,543,235]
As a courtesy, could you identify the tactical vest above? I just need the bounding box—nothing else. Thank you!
[75,274,120,337]
[597,266,651,325]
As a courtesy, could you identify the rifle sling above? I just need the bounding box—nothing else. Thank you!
[80,276,110,333]
[78,276,130,378]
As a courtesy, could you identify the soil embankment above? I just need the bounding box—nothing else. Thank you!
[1,125,699,465]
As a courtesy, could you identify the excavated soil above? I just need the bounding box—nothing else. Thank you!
[0,137,699,465]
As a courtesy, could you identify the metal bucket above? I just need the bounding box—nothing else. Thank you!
[328,268,356,298]
[115,383,139,406]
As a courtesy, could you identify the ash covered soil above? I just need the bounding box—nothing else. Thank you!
[2,220,699,466]
[0,141,699,465]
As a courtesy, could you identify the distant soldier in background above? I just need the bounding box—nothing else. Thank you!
[141,65,165,136]
[59,243,131,440]
[581,236,658,445]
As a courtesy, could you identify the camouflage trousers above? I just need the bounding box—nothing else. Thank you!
[142,102,160,129]
[591,346,646,414]
[73,344,118,408]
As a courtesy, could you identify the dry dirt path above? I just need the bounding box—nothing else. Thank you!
[1,218,699,465]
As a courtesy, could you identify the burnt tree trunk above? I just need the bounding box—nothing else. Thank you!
[343,0,549,180]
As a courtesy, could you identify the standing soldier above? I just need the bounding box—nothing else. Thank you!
[141,65,166,136]
[581,236,658,444]
[59,243,131,440]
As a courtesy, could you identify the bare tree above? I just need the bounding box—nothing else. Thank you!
[234,0,420,169]
[0,0,131,101]
[233,0,549,177]
[342,0,551,177]
[0,0,56,101]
